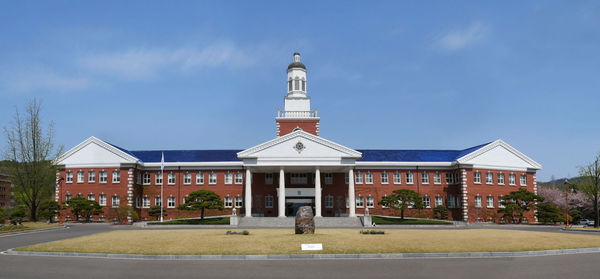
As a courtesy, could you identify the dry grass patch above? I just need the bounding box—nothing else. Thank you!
[0,222,60,234]
[17,229,600,255]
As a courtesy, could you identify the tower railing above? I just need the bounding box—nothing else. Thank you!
[276,110,319,119]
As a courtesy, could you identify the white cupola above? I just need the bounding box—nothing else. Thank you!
[284,52,311,112]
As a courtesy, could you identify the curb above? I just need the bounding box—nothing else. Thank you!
[6,247,600,260]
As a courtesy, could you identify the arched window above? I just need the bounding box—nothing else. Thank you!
[302,79,306,91]
[288,79,292,91]
[294,78,300,90]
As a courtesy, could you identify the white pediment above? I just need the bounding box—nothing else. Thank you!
[237,130,361,166]
[457,140,542,171]
[56,137,139,168]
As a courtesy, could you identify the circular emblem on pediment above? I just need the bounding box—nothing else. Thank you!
[294,141,305,153]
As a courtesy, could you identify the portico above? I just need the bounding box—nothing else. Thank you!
[237,129,362,218]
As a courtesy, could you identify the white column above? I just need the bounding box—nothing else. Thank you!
[245,169,252,217]
[278,168,286,217]
[315,168,322,217]
[348,169,356,217]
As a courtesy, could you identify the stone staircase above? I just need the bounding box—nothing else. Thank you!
[237,217,363,228]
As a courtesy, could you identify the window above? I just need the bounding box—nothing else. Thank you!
[265,195,274,208]
[265,173,273,184]
[446,172,454,184]
[381,172,389,184]
[381,195,388,208]
[487,196,494,208]
[99,194,106,206]
[88,171,95,183]
[498,196,505,208]
[393,172,401,184]
[66,172,73,183]
[365,172,373,184]
[168,196,176,208]
[87,194,95,201]
[235,173,243,184]
[486,172,493,184]
[366,196,374,208]
[447,195,455,208]
[183,195,188,204]
[155,173,163,185]
[136,197,141,208]
[225,172,233,184]
[168,173,176,185]
[406,172,413,184]
[155,196,162,207]
[291,173,307,184]
[435,196,443,207]
[77,171,84,183]
[234,196,243,208]
[325,195,334,208]
[142,197,150,208]
[99,171,107,183]
[112,195,120,208]
[509,174,516,185]
[355,172,363,184]
[302,79,306,91]
[65,194,72,201]
[345,173,350,184]
[196,172,204,184]
[423,196,431,208]
[184,173,192,185]
[474,195,482,208]
[455,173,460,184]
[294,78,299,90]
[209,172,217,184]
[136,173,141,184]
[112,171,120,183]
[520,174,527,186]
[434,172,441,184]
[323,173,332,185]
[356,196,364,208]
[142,173,150,185]
[224,196,233,208]
[474,172,481,184]
[498,173,505,185]
[421,171,429,184]
[288,79,292,91]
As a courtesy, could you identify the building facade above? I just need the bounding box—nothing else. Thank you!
[55,53,542,223]
[0,172,14,208]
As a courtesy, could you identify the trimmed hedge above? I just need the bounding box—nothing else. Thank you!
[148,217,229,225]
[372,216,452,225]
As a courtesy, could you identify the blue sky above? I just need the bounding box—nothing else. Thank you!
[1,1,599,181]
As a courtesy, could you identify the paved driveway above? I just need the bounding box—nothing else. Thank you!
[0,223,116,251]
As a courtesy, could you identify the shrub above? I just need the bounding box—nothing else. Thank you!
[360,230,385,235]
[226,230,249,235]
[536,202,563,224]
[433,205,449,220]
[9,206,28,225]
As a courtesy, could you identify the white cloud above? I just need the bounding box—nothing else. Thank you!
[436,22,488,51]
[1,69,90,94]
[80,42,257,81]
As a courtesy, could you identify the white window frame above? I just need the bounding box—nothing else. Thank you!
[498,196,505,208]
[99,194,107,206]
[381,172,389,184]
[520,174,527,186]
[447,195,455,208]
[434,172,441,184]
[196,172,204,185]
[99,171,107,183]
[325,173,333,185]
[167,196,176,208]
[486,172,493,185]
[77,171,84,183]
[135,196,141,208]
[486,196,494,208]
[381,195,388,208]
[142,173,150,185]
[356,196,364,208]
[325,195,334,208]
[265,173,273,185]
[366,196,374,208]
[345,173,349,184]
[365,172,373,184]
[393,172,401,184]
[87,194,95,201]
[112,171,120,183]
[111,195,120,208]
[423,196,431,208]
[435,196,443,207]
[183,173,192,185]
[136,173,141,185]
[142,197,150,208]
[291,173,307,184]
[498,173,505,185]
[88,171,95,183]
[168,173,176,185]
[224,196,233,208]
[66,172,73,183]
[406,172,414,184]
[474,172,481,184]
[225,172,233,185]
[509,174,516,186]
[265,195,274,208]
[209,172,217,184]
[474,195,482,208]
[355,172,363,184]
[234,196,243,208]
[421,171,429,184]
[235,173,243,185]
[155,196,162,207]
[446,172,454,184]
[155,173,162,185]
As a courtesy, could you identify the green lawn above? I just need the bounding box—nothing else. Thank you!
[148,217,229,225]
[372,216,453,225]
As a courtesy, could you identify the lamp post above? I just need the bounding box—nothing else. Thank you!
[564,179,570,229]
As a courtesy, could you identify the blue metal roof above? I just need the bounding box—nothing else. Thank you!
[107,141,490,163]
[357,142,490,162]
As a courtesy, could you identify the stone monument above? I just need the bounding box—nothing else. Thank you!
[295,206,315,234]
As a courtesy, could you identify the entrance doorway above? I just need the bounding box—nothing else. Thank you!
[285,198,315,216]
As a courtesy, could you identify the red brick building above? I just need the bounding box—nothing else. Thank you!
[55,53,542,223]
[0,172,14,208]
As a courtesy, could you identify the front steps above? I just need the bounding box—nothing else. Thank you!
[236,217,363,228]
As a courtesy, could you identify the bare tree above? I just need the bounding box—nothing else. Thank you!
[3,98,63,221]
[579,153,600,228]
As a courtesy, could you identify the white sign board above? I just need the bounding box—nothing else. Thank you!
[301,243,323,251]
